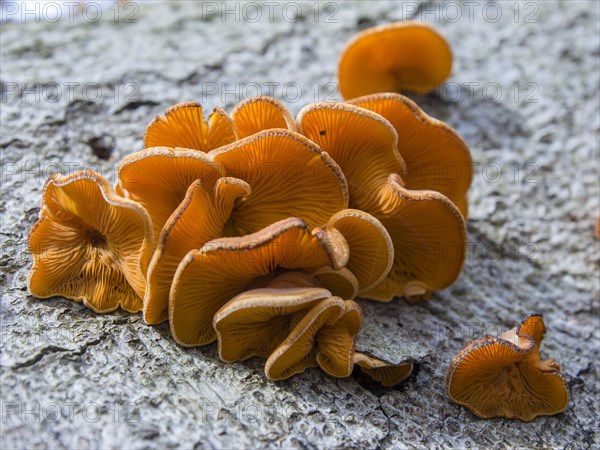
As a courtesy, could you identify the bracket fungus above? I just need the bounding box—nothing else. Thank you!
[445,314,569,422]
[144,101,237,151]
[28,171,153,313]
[338,22,452,99]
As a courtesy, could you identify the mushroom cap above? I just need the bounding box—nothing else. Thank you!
[347,93,472,217]
[230,96,296,138]
[296,102,406,212]
[116,147,223,243]
[213,272,332,362]
[309,267,359,300]
[316,300,363,378]
[338,22,452,99]
[28,171,153,313]
[445,314,569,422]
[169,218,350,346]
[265,297,345,380]
[325,209,394,293]
[144,102,237,151]
[143,177,251,324]
[211,128,349,234]
[353,352,413,387]
[362,174,467,301]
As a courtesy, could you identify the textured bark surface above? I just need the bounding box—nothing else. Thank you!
[1,1,599,448]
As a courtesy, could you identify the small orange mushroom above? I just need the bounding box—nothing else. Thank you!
[324,209,393,294]
[353,352,413,387]
[347,92,472,217]
[445,314,569,422]
[264,297,345,380]
[169,217,350,346]
[28,171,153,313]
[230,96,296,138]
[338,22,452,99]
[213,272,332,362]
[362,174,467,302]
[144,102,237,151]
[315,300,362,378]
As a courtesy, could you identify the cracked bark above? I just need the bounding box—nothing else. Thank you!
[1,1,598,449]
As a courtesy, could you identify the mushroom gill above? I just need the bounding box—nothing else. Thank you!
[143,177,251,325]
[116,147,223,243]
[144,102,237,151]
[445,314,569,422]
[28,171,153,313]
[210,128,349,235]
[169,217,350,347]
[230,96,297,138]
[297,102,406,213]
[347,92,472,217]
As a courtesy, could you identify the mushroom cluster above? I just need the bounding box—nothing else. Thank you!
[27,20,569,411]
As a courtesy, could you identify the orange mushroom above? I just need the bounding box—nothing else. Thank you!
[297,103,467,301]
[143,177,251,324]
[297,102,406,213]
[28,171,153,313]
[213,272,332,362]
[169,217,350,346]
[338,22,452,99]
[315,300,362,378]
[361,174,466,301]
[115,147,223,243]
[264,297,345,380]
[230,96,296,138]
[445,314,569,422]
[209,129,349,235]
[353,352,413,387]
[324,209,393,294]
[347,92,472,217]
[144,102,237,151]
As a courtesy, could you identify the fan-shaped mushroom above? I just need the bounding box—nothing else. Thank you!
[361,174,466,301]
[210,129,349,234]
[445,314,569,422]
[144,102,237,151]
[264,297,346,380]
[230,96,296,138]
[169,217,350,346]
[338,22,452,99]
[297,102,406,213]
[116,147,223,243]
[143,177,251,324]
[213,272,332,362]
[297,103,467,301]
[347,92,472,217]
[28,171,153,313]
[324,209,393,293]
